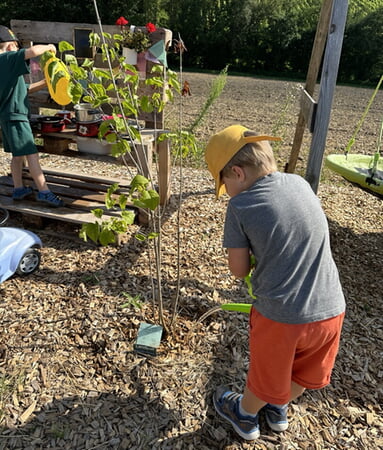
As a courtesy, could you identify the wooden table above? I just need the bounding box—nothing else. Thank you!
[0,127,171,227]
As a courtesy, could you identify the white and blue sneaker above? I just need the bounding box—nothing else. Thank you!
[213,386,260,440]
[264,403,289,431]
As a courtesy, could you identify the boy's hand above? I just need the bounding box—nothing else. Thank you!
[46,44,56,55]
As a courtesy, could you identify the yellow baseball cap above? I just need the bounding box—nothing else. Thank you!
[205,125,281,198]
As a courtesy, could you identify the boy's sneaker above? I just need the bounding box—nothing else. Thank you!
[213,386,260,440]
[37,191,64,207]
[264,403,289,432]
[12,186,33,200]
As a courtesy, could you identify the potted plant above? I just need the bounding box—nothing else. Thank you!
[115,16,156,65]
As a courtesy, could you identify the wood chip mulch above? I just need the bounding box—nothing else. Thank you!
[0,73,382,449]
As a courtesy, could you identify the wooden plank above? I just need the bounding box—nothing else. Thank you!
[10,20,172,49]
[305,0,349,193]
[286,0,334,173]
[41,168,130,187]
[300,89,318,133]
[0,178,123,212]
[22,168,131,191]
[0,167,139,226]
[0,194,130,225]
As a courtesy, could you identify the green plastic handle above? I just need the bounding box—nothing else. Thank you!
[220,303,252,314]
[221,255,255,314]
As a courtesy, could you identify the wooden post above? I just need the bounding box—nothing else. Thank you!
[305,0,348,193]
[286,0,333,173]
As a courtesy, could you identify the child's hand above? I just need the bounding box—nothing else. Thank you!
[47,44,56,55]
[244,254,257,299]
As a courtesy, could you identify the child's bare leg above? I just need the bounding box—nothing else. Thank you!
[11,156,26,189]
[290,381,305,401]
[241,381,305,414]
[25,153,48,191]
[241,387,267,414]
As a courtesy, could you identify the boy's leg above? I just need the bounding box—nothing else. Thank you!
[241,386,266,414]
[12,154,64,206]
[290,381,306,401]
[263,382,305,432]
[25,153,49,191]
[11,155,27,189]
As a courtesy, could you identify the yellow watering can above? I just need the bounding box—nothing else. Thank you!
[41,52,72,106]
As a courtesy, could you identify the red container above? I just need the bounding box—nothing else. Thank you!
[76,120,101,137]
[37,116,65,133]
[55,110,72,124]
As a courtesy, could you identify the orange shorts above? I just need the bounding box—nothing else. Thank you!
[247,308,345,405]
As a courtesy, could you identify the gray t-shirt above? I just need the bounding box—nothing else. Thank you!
[223,171,345,324]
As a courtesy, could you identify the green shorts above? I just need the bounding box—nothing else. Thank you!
[1,120,38,157]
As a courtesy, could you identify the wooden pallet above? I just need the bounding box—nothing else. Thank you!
[0,168,142,226]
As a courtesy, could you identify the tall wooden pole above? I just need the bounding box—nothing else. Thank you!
[305,0,348,193]
[285,0,333,173]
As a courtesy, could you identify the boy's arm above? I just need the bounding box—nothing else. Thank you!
[29,79,47,93]
[227,247,251,278]
[24,44,56,60]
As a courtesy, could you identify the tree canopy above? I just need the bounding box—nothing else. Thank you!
[0,0,381,83]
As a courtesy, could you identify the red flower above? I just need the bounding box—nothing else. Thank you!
[116,16,129,26]
[146,22,156,33]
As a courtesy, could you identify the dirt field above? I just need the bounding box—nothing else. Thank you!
[0,72,382,449]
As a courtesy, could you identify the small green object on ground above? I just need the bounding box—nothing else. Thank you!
[134,322,163,356]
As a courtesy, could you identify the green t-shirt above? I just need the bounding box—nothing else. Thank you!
[0,48,30,122]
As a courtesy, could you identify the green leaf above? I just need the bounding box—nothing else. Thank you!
[99,228,116,246]
[89,82,106,97]
[81,58,94,68]
[105,132,117,143]
[98,120,112,139]
[68,82,84,104]
[82,222,100,244]
[130,174,149,192]
[93,69,112,80]
[69,64,87,80]
[109,218,127,233]
[140,96,154,113]
[58,41,74,52]
[121,210,135,224]
[133,189,159,210]
[40,51,54,69]
[92,208,104,219]
[118,194,128,210]
[65,54,78,66]
[105,196,116,209]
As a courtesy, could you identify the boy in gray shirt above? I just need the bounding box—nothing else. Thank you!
[205,124,345,441]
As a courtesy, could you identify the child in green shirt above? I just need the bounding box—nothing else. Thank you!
[0,25,64,207]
